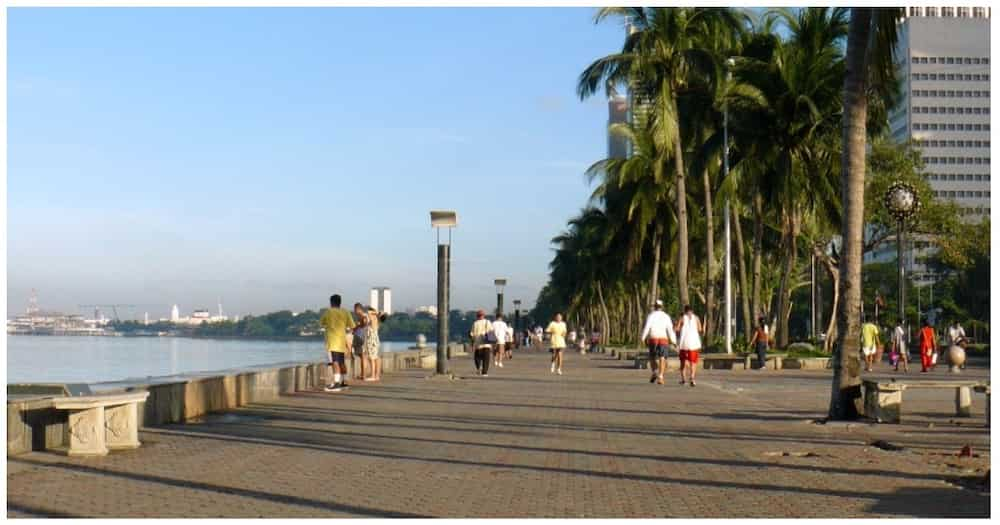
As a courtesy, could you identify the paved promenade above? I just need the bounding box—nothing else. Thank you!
[7,350,990,518]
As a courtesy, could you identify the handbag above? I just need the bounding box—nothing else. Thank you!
[931,351,939,365]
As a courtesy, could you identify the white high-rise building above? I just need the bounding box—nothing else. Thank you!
[170,304,180,322]
[869,6,991,285]
[369,287,392,315]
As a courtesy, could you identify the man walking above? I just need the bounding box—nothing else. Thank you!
[470,310,493,376]
[675,305,704,387]
[890,317,909,373]
[861,319,881,372]
[319,294,355,392]
[492,313,509,369]
[641,300,677,385]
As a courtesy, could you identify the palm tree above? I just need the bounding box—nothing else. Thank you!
[578,7,744,309]
[828,8,901,420]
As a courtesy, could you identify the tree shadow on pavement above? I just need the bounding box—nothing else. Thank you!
[7,457,428,518]
[865,486,988,517]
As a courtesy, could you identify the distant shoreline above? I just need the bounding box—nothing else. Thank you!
[7,332,428,344]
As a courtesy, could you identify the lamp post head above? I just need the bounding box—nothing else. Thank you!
[883,182,921,222]
[513,299,521,308]
[430,210,457,245]
[494,279,507,294]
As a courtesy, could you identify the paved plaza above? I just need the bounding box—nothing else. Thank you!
[7,350,990,518]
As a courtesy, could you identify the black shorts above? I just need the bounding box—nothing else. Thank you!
[328,352,346,365]
[648,342,670,359]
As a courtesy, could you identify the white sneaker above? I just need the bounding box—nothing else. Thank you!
[550,363,556,373]
[557,369,563,375]
[324,383,343,392]
[498,362,504,368]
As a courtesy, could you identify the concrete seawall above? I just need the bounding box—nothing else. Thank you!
[7,346,461,456]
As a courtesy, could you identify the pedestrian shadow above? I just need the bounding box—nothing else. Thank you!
[7,457,429,518]
[7,502,83,518]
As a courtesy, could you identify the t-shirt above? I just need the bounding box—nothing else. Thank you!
[892,325,906,352]
[319,308,355,353]
[471,319,493,348]
[677,313,702,351]
[546,321,568,349]
[948,325,966,345]
[861,323,880,349]
[641,310,677,344]
[492,320,509,344]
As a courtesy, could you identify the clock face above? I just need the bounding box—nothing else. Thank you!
[890,188,915,212]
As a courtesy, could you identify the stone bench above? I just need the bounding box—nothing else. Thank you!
[863,379,989,424]
[52,391,150,456]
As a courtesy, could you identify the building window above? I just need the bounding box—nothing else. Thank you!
[946,56,955,64]
[974,7,985,18]
[942,7,954,17]
[926,7,938,16]
[964,57,973,64]
[984,58,990,65]
[912,56,919,64]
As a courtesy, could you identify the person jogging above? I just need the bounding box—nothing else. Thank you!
[675,305,704,387]
[319,294,355,392]
[640,299,677,385]
[546,313,568,375]
[918,318,938,373]
[470,310,493,376]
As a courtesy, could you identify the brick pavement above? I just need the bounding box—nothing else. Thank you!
[7,349,990,518]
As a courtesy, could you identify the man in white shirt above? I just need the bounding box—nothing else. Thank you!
[891,319,909,373]
[641,300,678,385]
[492,314,509,368]
[948,321,967,347]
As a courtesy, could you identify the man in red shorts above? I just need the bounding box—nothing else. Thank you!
[675,305,704,387]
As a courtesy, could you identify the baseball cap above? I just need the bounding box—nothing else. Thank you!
[654,299,664,307]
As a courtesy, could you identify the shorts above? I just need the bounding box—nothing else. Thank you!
[862,345,877,356]
[648,341,670,359]
[352,337,365,357]
[328,351,346,365]
[679,349,700,364]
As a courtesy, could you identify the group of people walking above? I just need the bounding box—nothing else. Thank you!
[470,311,570,376]
[641,300,705,387]
[860,316,969,374]
[316,294,388,393]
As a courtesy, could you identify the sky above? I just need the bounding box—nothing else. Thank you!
[7,7,628,318]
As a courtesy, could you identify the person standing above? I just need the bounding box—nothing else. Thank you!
[505,323,515,360]
[469,310,493,376]
[351,303,368,380]
[492,314,509,369]
[319,294,356,392]
[890,317,909,373]
[546,313,568,375]
[748,317,770,371]
[675,305,704,387]
[918,317,938,373]
[948,320,968,347]
[362,307,385,381]
[640,299,677,385]
[861,319,881,372]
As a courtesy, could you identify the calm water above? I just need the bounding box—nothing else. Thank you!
[6,336,419,385]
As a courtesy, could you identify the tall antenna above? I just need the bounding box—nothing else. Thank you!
[27,288,39,315]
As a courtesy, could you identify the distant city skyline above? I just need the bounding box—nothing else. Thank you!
[7,8,625,316]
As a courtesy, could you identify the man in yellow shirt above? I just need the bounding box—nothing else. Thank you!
[546,312,568,375]
[861,320,881,373]
[319,294,355,392]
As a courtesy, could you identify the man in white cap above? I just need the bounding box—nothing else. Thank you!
[640,299,678,385]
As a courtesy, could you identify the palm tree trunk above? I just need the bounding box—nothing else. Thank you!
[671,96,691,307]
[775,212,800,348]
[829,8,872,420]
[816,246,840,353]
[703,166,715,337]
[751,194,764,322]
[733,206,753,341]
[649,223,664,307]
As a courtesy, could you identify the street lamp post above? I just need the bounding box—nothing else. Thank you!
[430,210,458,375]
[494,279,507,317]
[884,182,920,340]
[723,57,735,354]
[513,299,521,348]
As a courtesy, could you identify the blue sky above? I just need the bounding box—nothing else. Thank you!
[8,7,629,317]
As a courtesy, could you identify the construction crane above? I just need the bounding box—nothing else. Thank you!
[77,304,139,322]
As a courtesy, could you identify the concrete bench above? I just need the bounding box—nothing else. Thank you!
[52,391,150,456]
[863,379,989,424]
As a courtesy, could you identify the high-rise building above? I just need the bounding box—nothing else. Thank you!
[607,94,629,159]
[870,6,991,284]
[369,287,392,315]
[170,304,180,322]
